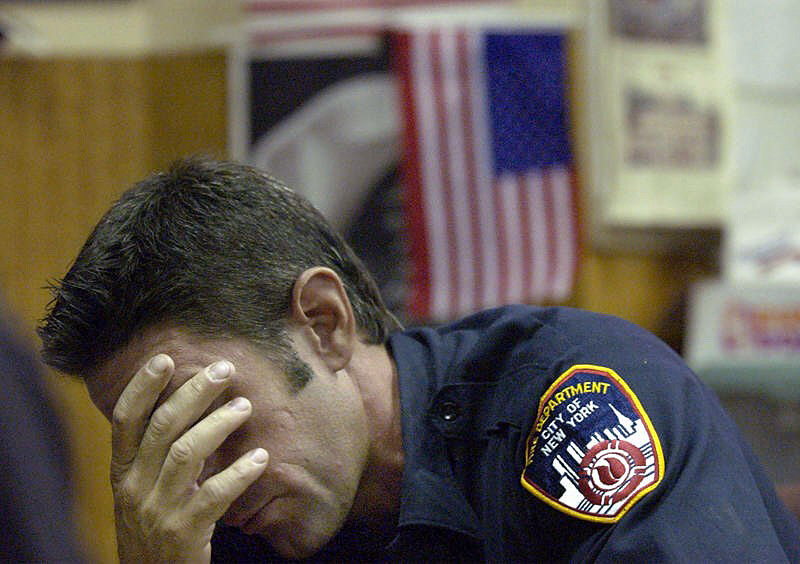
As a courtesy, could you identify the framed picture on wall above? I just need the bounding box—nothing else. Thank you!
[585,0,733,233]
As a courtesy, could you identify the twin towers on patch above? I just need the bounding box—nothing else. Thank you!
[540,401,635,458]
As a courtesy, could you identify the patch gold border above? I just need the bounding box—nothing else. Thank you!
[520,364,665,523]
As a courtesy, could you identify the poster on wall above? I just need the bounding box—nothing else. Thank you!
[722,0,800,284]
[229,2,581,322]
[586,0,733,228]
[685,280,800,401]
[228,8,409,318]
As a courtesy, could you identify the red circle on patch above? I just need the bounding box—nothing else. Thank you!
[578,440,647,506]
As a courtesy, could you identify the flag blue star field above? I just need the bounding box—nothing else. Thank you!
[394,28,579,320]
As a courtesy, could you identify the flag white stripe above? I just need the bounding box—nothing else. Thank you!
[441,29,476,316]
[527,172,549,302]
[551,166,575,300]
[500,174,524,303]
[412,31,450,319]
[466,31,500,310]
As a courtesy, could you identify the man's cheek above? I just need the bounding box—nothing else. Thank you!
[198,432,242,483]
[199,426,251,484]
[197,457,220,485]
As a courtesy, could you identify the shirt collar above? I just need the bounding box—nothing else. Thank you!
[388,330,483,540]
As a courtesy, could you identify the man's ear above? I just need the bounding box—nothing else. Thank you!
[290,267,355,371]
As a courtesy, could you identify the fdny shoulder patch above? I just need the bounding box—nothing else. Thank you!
[520,364,664,523]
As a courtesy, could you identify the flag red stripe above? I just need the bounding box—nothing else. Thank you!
[518,176,534,303]
[567,168,581,295]
[392,31,431,319]
[542,172,557,298]
[431,31,461,317]
[465,31,500,311]
[503,176,524,304]
[525,172,545,302]
[551,167,577,299]
[457,30,484,312]
[494,178,510,306]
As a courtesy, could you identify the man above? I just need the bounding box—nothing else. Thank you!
[39,157,800,562]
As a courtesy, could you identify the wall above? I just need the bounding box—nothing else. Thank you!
[0,2,717,562]
[0,0,238,56]
[0,52,228,563]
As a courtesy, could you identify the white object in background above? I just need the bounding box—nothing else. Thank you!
[248,73,399,230]
[730,0,800,91]
[685,280,800,401]
[724,168,800,283]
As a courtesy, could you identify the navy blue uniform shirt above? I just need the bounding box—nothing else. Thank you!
[212,306,800,562]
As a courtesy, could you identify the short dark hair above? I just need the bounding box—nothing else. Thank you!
[38,157,401,383]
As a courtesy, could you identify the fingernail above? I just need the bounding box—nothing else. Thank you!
[209,360,232,380]
[250,448,268,464]
[228,397,250,411]
[148,354,170,375]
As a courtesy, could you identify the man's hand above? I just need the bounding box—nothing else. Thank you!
[109,354,268,564]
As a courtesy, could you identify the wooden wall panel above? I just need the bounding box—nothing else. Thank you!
[144,53,228,169]
[571,249,716,344]
[0,52,227,563]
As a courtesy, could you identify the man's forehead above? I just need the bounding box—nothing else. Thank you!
[88,325,229,420]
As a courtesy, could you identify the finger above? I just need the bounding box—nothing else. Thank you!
[185,448,269,528]
[153,397,253,503]
[110,354,174,483]
[133,360,234,485]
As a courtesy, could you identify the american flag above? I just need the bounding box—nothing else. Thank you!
[393,28,579,321]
